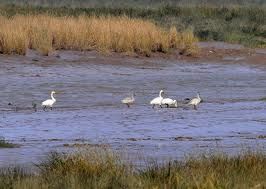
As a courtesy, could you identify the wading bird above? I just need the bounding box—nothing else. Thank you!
[42,91,56,111]
[162,98,177,108]
[188,93,202,110]
[121,93,135,108]
[150,90,164,108]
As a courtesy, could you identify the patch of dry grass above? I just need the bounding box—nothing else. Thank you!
[0,149,265,189]
[0,15,198,56]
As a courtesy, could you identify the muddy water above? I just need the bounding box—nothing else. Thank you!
[0,50,266,167]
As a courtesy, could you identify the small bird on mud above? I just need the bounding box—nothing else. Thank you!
[8,102,17,112]
[121,93,135,108]
[150,90,164,108]
[42,91,56,111]
[32,102,37,112]
[188,93,202,110]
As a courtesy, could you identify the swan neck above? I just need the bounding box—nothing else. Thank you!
[159,91,163,98]
[51,93,56,101]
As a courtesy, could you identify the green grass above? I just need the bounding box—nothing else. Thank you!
[0,149,265,188]
[260,97,266,101]
[0,138,18,148]
[0,5,265,48]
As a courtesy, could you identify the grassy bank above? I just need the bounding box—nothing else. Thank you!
[0,137,18,148]
[0,149,265,188]
[0,5,265,49]
[0,15,198,56]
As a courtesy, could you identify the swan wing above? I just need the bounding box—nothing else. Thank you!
[189,98,200,105]
[150,97,163,105]
[42,99,54,106]
[188,98,196,105]
[122,97,134,104]
[150,97,159,104]
[162,98,174,105]
[122,97,130,102]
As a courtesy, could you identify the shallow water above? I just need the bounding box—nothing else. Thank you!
[0,51,265,167]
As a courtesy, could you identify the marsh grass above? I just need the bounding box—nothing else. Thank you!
[0,149,265,189]
[0,137,18,148]
[0,15,198,56]
[1,5,264,48]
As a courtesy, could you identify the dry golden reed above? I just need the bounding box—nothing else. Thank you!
[0,15,198,56]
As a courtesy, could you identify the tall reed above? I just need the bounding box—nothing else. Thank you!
[0,15,198,56]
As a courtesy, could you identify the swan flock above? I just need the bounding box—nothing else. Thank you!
[29,90,202,111]
[150,90,201,109]
[120,90,202,109]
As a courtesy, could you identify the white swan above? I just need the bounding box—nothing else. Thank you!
[42,91,56,111]
[188,93,202,110]
[162,98,177,108]
[121,93,135,108]
[150,90,164,108]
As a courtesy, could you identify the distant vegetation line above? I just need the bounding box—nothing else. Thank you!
[0,0,265,8]
[0,5,265,48]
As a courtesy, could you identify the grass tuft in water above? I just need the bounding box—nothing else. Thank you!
[260,97,266,101]
[0,137,18,148]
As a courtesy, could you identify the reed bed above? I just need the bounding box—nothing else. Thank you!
[0,149,265,189]
[0,5,265,48]
[0,15,198,56]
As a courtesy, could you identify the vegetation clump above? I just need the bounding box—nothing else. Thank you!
[0,4,265,48]
[260,97,266,101]
[0,15,198,56]
[0,137,18,148]
[0,149,265,188]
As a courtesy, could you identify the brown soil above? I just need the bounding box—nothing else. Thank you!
[23,41,265,67]
[93,42,266,65]
[178,42,266,65]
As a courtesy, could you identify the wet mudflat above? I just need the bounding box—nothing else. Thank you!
[0,47,265,167]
